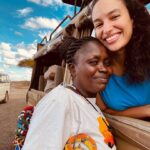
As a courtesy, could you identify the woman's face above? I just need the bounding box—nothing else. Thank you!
[70,42,112,97]
[92,0,133,52]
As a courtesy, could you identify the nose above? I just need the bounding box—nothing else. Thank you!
[98,63,107,73]
[102,21,113,38]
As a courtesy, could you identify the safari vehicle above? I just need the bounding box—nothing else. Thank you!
[0,73,10,103]
[22,0,150,149]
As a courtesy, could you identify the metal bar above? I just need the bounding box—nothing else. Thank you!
[40,36,48,44]
[49,15,72,40]
[74,0,78,16]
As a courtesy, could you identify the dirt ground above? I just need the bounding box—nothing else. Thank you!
[0,81,30,150]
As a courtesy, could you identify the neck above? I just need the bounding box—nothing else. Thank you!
[113,49,125,63]
[72,83,96,98]
[111,49,126,76]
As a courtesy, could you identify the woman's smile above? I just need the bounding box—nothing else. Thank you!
[93,75,109,84]
[92,0,133,52]
[71,41,112,97]
[105,32,121,44]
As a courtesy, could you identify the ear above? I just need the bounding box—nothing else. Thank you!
[68,64,76,79]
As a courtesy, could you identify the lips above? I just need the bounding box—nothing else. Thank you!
[105,33,121,44]
[93,76,109,84]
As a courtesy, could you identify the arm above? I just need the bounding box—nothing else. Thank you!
[96,93,108,111]
[96,93,150,119]
[104,105,150,119]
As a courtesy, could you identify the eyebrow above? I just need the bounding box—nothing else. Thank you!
[88,55,100,60]
[93,9,120,23]
[108,9,120,15]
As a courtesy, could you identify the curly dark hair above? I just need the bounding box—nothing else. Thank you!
[91,0,150,83]
[124,0,150,83]
[58,36,102,64]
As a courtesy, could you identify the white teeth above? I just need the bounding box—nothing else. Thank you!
[106,33,120,44]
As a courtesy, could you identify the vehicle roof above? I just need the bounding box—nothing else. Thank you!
[62,0,150,6]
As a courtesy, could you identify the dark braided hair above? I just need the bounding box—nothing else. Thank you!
[91,0,150,83]
[59,36,102,64]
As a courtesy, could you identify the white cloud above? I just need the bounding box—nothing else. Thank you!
[22,17,60,30]
[38,27,62,40]
[24,70,32,81]
[15,42,37,59]
[3,50,16,59]
[0,41,37,81]
[17,7,33,17]
[27,43,37,55]
[17,48,33,58]
[9,73,22,81]
[27,0,62,7]
[0,68,4,73]
[38,30,53,40]
[0,41,36,67]
[3,64,9,69]
[25,69,32,77]
[9,68,32,81]
[0,42,16,59]
[14,31,23,36]
[0,42,11,51]
[17,48,30,58]
[4,58,18,66]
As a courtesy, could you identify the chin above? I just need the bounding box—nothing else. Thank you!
[106,45,121,52]
[99,85,106,91]
[92,86,106,93]
[106,42,127,52]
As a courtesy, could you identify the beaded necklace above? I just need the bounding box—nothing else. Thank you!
[70,86,100,112]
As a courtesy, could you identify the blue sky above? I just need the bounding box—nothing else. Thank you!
[0,0,149,81]
[0,0,75,81]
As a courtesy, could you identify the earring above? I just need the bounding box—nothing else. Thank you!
[63,63,72,86]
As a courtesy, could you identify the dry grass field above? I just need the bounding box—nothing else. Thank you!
[0,81,30,150]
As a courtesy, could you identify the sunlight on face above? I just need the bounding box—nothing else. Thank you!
[71,41,112,97]
[92,0,133,52]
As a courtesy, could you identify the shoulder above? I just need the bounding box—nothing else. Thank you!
[36,85,72,110]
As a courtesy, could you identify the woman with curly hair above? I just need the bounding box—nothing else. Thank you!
[91,0,150,119]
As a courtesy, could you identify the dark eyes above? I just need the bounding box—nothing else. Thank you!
[110,14,120,20]
[94,14,120,28]
[89,59,111,67]
[104,59,112,67]
[89,60,98,65]
[95,23,103,28]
